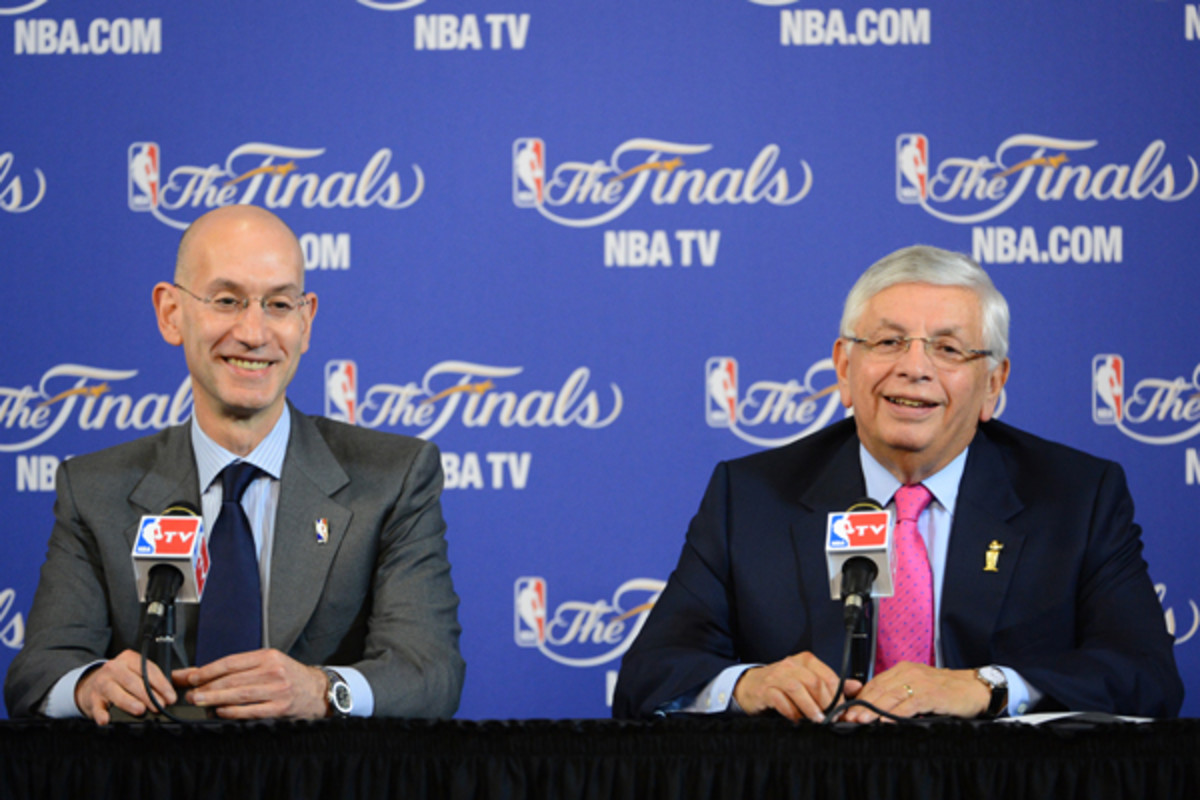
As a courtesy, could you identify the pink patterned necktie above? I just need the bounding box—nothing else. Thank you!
[875,483,935,673]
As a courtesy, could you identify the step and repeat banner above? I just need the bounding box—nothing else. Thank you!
[2,1,1199,719]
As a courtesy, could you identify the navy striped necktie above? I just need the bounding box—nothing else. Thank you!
[195,461,263,665]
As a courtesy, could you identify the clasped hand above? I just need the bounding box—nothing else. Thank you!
[731,651,988,723]
[75,648,329,725]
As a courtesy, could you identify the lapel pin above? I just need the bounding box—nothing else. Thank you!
[984,540,1004,572]
[315,518,329,544]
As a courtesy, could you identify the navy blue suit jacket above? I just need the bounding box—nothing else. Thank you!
[613,418,1183,719]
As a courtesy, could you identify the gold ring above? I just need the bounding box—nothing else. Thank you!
[903,684,914,698]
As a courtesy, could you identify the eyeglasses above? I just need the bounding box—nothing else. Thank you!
[844,335,993,368]
[174,283,309,320]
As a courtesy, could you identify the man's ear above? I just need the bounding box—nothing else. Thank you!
[832,337,853,409]
[979,358,1011,422]
[152,282,184,346]
[298,292,318,354]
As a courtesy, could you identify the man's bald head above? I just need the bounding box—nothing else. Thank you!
[174,205,305,288]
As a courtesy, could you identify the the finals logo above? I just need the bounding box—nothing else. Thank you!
[512,137,812,228]
[1093,354,1200,446]
[896,133,1198,224]
[705,357,844,447]
[127,141,424,230]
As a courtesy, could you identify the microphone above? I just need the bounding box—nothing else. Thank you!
[114,501,216,723]
[825,498,895,630]
[131,502,209,640]
[825,498,896,686]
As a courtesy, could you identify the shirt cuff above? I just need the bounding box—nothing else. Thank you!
[673,665,756,714]
[333,666,375,717]
[40,662,103,718]
[998,666,1042,717]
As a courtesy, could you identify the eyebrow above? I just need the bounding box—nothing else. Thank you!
[868,319,968,338]
[203,278,304,295]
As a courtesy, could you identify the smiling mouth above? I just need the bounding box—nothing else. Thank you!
[887,396,937,409]
[226,357,270,372]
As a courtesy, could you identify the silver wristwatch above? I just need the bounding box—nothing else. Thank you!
[321,667,353,717]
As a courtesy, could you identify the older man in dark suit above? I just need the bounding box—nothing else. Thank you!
[614,245,1182,722]
[6,205,464,723]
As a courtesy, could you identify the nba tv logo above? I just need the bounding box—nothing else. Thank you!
[512,138,545,207]
[1093,354,1124,424]
[128,142,160,211]
[325,360,358,425]
[896,133,928,203]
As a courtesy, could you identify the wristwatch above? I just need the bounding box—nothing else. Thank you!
[974,665,1008,719]
[321,668,353,717]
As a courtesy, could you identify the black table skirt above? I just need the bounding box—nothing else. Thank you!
[2,716,1198,800]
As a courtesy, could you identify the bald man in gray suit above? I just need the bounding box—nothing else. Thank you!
[5,206,464,723]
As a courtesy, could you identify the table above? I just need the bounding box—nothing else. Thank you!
[2,716,1197,799]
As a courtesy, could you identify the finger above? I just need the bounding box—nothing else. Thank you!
[81,686,114,725]
[141,661,179,706]
[782,679,830,722]
[188,649,264,683]
[764,688,802,722]
[841,703,877,724]
[801,655,843,694]
[115,658,176,711]
[886,684,917,718]
[191,671,285,708]
[171,667,197,686]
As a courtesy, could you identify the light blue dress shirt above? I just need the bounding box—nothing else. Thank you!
[678,445,1040,717]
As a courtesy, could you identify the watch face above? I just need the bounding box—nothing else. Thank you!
[333,682,352,713]
[979,666,1005,687]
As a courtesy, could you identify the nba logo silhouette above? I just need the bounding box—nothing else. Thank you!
[1093,354,1124,424]
[325,360,358,425]
[513,138,545,207]
[514,576,546,646]
[705,357,738,427]
[896,134,928,203]
[128,142,160,211]
[827,514,853,549]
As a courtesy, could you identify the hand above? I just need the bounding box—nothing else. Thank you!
[732,651,861,722]
[173,648,328,720]
[75,649,177,726]
[839,662,989,723]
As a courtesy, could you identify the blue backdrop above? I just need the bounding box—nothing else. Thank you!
[2,0,1198,719]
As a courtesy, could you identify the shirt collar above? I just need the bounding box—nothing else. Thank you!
[191,404,291,492]
[858,443,969,514]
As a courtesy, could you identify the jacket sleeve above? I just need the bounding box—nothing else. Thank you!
[1006,462,1183,717]
[613,462,745,719]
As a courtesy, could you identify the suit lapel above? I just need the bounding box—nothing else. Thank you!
[127,425,201,667]
[794,432,868,666]
[940,426,1025,667]
[267,408,352,653]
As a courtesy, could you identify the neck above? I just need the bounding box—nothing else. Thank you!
[193,402,284,457]
[868,448,951,486]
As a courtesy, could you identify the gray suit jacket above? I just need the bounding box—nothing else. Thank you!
[4,403,465,718]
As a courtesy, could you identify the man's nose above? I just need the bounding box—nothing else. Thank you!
[231,300,270,346]
[895,338,934,377]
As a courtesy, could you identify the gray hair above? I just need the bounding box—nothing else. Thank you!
[839,245,1010,365]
